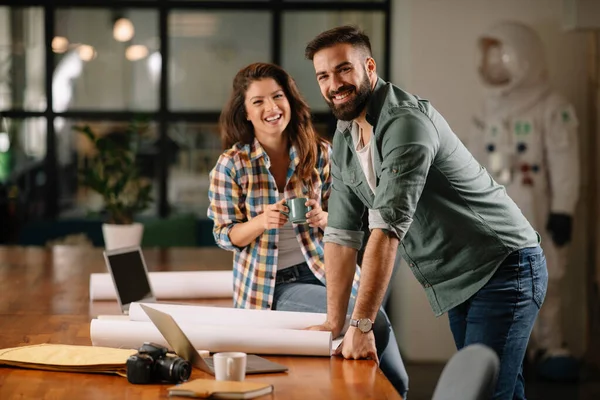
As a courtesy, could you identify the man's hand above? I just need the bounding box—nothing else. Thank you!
[333,326,379,365]
[305,198,328,229]
[305,320,343,339]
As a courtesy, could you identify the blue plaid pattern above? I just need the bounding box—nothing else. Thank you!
[208,138,360,309]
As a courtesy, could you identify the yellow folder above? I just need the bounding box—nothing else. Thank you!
[0,343,136,376]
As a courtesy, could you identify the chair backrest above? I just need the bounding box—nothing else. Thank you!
[431,344,500,400]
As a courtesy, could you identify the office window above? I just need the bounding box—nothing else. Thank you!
[0,117,46,163]
[0,117,46,182]
[54,8,159,111]
[0,7,45,112]
[281,11,385,112]
[167,121,221,215]
[59,119,159,217]
[0,117,47,222]
[168,11,271,111]
[0,2,390,223]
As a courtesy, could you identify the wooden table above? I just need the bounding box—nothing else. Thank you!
[0,246,401,400]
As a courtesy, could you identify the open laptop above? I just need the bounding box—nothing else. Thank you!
[103,246,156,314]
[140,304,288,375]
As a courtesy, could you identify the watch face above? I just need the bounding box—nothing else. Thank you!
[358,318,373,333]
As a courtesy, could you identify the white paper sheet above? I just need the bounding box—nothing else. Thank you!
[90,319,334,356]
[89,271,233,300]
[128,302,342,331]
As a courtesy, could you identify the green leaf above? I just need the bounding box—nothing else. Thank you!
[73,120,154,223]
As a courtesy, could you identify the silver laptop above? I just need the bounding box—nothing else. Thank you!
[103,246,156,314]
[140,304,288,375]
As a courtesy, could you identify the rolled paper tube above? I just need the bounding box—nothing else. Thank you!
[90,319,335,357]
[89,271,233,300]
[127,302,350,332]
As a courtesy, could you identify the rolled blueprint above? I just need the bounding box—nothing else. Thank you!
[127,302,342,331]
[90,319,334,356]
[89,271,233,300]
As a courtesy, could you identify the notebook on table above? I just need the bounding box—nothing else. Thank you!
[167,379,273,399]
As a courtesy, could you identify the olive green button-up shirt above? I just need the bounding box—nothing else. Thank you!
[323,78,539,316]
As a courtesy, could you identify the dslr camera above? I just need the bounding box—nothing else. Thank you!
[126,342,192,384]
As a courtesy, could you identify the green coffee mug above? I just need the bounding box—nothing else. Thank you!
[282,198,311,224]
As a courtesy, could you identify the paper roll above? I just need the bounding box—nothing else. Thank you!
[128,303,337,331]
[89,271,233,300]
[90,319,333,356]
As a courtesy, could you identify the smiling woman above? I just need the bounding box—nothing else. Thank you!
[243,79,292,145]
[208,61,336,308]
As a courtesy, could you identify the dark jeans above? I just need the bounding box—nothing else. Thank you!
[272,262,409,399]
[448,246,548,400]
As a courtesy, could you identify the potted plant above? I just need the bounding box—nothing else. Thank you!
[74,119,153,250]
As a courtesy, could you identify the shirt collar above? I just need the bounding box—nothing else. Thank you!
[249,137,300,169]
[350,122,365,151]
[249,137,268,163]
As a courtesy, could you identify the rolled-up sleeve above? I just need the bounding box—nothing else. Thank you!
[207,154,246,251]
[323,143,366,250]
[372,111,438,241]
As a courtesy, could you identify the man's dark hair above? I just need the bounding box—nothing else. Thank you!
[305,25,372,61]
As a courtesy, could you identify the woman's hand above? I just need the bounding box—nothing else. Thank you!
[305,198,328,229]
[261,198,289,230]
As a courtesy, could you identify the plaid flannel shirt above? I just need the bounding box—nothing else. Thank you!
[208,138,361,309]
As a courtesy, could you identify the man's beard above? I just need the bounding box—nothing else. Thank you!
[326,74,372,121]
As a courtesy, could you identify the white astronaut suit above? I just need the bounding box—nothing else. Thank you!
[471,21,580,379]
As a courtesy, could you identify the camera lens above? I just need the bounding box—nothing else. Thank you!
[171,358,192,381]
[155,356,192,383]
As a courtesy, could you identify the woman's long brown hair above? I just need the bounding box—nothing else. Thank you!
[219,62,328,194]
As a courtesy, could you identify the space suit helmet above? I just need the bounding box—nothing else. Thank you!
[477,21,548,94]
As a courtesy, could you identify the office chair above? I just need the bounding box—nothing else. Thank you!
[431,344,500,400]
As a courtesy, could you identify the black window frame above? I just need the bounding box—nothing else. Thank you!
[0,0,391,219]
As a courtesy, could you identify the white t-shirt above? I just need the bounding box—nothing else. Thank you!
[350,122,391,232]
[277,192,306,270]
[354,132,377,193]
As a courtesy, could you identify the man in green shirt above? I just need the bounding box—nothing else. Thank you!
[305,26,548,400]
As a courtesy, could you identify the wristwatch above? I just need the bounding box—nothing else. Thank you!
[350,318,374,333]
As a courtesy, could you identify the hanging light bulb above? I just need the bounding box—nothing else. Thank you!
[125,44,149,61]
[113,18,135,42]
[52,36,69,53]
[78,44,97,62]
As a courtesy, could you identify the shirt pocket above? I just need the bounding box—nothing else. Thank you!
[341,168,371,207]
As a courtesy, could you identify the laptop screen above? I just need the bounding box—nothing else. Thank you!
[106,248,153,306]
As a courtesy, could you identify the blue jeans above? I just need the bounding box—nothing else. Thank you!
[448,246,548,400]
[272,262,409,398]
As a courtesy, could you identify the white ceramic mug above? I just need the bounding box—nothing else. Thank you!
[213,352,247,381]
